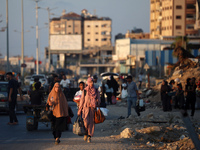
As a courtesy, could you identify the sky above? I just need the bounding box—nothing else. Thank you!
[0,0,150,59]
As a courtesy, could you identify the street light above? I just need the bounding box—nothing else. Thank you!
[31,25,48,72]
[33,0,41,75]
[6,0,9,72]
[40,7,57,72]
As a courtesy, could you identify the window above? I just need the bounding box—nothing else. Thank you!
[87,25,90,27]
[87,39,90,41]
[75,32,78,34]
[95,32,98,34]
[95,39,98,41]
[176,5,182,9]
[68,25,71,27]
[102,38,107,41]
[87,32,90,34]
[68,32,71,34]
[176,25,181,29]
[95,25,98,27]
[176,16,181,19]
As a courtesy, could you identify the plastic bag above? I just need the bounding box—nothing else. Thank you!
[97,107,109,116]
[121,89,128,99]
[73,116,86,136]
[73,95,81,103]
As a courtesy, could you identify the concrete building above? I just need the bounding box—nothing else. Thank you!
[48,10,114,76]
[150,0,200,39]
[115,38,174,77]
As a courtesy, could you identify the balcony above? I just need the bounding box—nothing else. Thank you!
[186,8,196,14]
[186,18,196,24]
[186,0,196,4]
[186,28,198,34]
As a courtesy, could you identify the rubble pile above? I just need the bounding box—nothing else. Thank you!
[108,112,200,149]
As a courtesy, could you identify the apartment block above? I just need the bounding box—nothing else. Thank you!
[50,11,82,35]
[48,9,114,75]
[150,0,200,39]
[84,18,112,48]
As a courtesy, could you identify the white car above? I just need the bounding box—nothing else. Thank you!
[29,74,48,90]
[24,75,32,85]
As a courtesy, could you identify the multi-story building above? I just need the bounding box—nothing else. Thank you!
[150,0,200,39]
[50,11,82,35]
[48,9,114,76]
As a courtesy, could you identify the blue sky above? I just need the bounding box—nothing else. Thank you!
[0,0,150,59]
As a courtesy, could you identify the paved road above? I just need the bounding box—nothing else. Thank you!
[0,101,155,150]
[3,100,199,150]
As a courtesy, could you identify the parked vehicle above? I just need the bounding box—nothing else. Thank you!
[0,82,9,112]
[29,74,48,91]
[0,81,30,113]
[24,75,32,85]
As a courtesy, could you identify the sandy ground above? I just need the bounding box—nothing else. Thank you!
[41,100,200,150]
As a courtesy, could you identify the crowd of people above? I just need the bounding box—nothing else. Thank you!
[7,70,200,145]
[161,77,200,118]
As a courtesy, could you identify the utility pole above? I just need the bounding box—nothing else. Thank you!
[6,0,9,72]
[35,0,39,75]
[45,7,57,72]
[21,0,24,84]
[47,7,51,72]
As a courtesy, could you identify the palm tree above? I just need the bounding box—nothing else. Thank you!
[171,36,189,49]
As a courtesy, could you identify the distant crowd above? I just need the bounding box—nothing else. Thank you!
[161,77,200,117]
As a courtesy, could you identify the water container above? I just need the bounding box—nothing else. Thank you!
[139,99,144,107]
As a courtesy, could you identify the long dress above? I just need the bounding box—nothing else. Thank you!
[161,84,171,111]
[78,89,100,137]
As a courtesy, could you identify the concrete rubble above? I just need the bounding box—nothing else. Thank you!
[108,112,200,149]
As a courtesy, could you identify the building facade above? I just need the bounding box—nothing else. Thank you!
[48,10,114,76]
[150,0,200,39]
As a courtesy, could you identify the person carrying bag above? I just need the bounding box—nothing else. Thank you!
[73,116,86,136]
[94,107,105,124]
[77,77,101,143]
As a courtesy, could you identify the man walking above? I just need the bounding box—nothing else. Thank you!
[6,72,23,125]
[126,75,140,118]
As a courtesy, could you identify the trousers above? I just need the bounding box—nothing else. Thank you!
[127,97,139,116]
[9,99,18,123]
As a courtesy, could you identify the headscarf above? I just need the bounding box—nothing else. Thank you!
[85,77,97,100]
[47,82,68,118]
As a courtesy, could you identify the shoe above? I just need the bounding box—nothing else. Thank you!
[55,139,60,145]
[137,112,140,116]
[118,116,125,119]
[84,135,88,141]
[13,122,18,125]
[7,122,14,125]
[126,115,130,118]
[87,137,91,143]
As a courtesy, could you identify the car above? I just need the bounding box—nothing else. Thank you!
[29,74,48,91]
[0,81,30,113]
[24,75,32,85]
[0,82,9,112]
